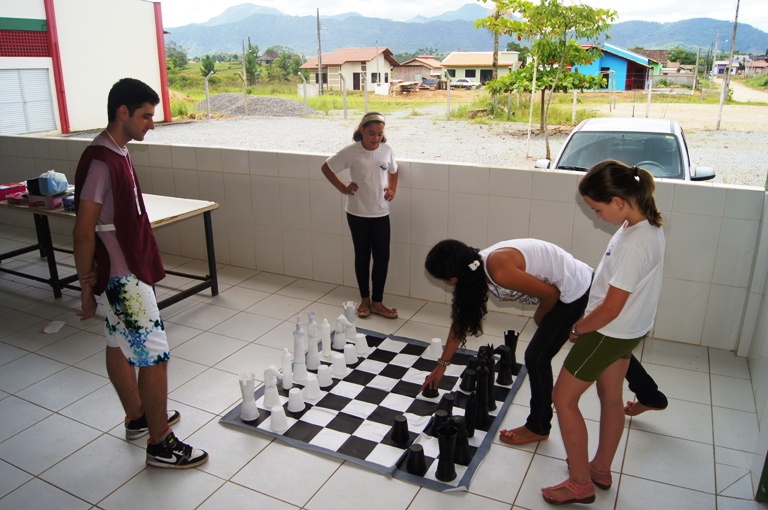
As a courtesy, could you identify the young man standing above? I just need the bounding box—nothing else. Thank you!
[73,78,208,469]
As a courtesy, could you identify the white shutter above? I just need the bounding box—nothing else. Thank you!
[0,69,56,135]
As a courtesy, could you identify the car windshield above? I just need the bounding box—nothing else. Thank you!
[557,131,684,179]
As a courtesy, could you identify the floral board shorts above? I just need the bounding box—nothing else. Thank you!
[104,275,170,367]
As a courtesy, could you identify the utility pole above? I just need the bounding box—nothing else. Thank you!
[316,8,323,96]
[717,0,740,130]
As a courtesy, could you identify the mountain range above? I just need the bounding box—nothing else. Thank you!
[165,3,768,58]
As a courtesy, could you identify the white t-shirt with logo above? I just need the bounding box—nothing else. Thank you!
[325,141,398,217]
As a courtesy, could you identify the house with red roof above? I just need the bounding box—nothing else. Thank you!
[439,51,519,84]
[300,47,400,92]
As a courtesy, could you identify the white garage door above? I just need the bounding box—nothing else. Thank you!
[0,69,57,135]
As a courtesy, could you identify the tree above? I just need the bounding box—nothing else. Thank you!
[245,37,260,83]
[668,46,696,65]
[506,41,530,63]
[200,55,216,77]
[476,0,616,158]
[165,41,188,70]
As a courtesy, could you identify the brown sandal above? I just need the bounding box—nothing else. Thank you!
[542,479,596,505]
[356,306,370,318]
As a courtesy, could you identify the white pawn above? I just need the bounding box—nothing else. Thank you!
[320,318,332,357]
[302,373,321,400]
[331,352,347,377]
[344,343,358,365]
[354,332,368,355]
[287,387,305,413]
[293,319,308,383]
[270,405,288,433]
[426,338,443,359]
[317,365,333,387]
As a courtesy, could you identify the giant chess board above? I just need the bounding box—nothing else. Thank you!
[221,329,526,492]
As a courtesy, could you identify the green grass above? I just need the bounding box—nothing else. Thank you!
[743,75,768,91]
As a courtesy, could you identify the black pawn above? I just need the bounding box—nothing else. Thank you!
[493,344,514,385]
[450,416,472,466]
[504,330,520,375]
[437,392,455,416]
[459,368,477,393]
[422,382,439,399]
[427,409,449,437]
[405,443,427,477]
[463,356,479,376]
[464,391,477,438]
[390,414,410,445]
[435,424,458,482]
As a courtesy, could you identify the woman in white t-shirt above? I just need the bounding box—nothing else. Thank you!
[321,112,399,319]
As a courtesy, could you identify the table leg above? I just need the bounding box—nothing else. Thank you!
[203,210,218,296]
[34,213,62,298]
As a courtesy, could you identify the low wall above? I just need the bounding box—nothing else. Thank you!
[0,134,765,355]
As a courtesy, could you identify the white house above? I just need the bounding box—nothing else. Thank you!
[0,0,169,135]
[440,51,519,84]
[300,47,400,92]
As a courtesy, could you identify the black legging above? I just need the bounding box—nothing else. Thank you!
[346,213,390,302]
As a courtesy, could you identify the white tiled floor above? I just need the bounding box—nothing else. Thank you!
[0,224,767,509]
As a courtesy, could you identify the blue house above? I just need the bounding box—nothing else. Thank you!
[573,43,652,91]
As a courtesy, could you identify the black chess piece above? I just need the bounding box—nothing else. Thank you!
[390,414,410,445]
[422,380,439,399]
[477,344,493,362]
[450,416,472,466]
[485,352,497,411]
[459,368,477,393]
[405,443,427,476]
[504,330,520,375]
[426,409,449,437]
[464,391,477,438]
[493,344,514,385]
[435,424,458,482]
[475,364,491,429]
[436,392,455,416]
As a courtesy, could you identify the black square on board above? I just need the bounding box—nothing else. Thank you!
[405,398,439,417]
[367,405,405,426]
[379,364,409,380]
[400,343,425,356]
[367,348,398,364]
[315,393,352,411]
[344,369,377,387]
[355,386,389,406]
[283,420,323,443]
[411,358,437,372]
[391,380,422,398]
[326,412,365,435]
[338,435,378,461]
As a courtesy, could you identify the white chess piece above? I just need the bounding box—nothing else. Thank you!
[302,373,321,400]
[344,343,358,365]
[239,372,259,421]
[320,318,332,357]
[270,405,288,432]
[293,318,308,382]
[287,387,305,413]
[333,315,348,349]
[343,300,357,324]
[331,352,347,377]
[281,348,293,390]
[354,333,368,355]
[426,338,443,359]
[306,312,320,370]
[263,373,281,409]
[317,365,333,387]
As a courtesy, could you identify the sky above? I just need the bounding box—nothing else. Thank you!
[157,0,767,34]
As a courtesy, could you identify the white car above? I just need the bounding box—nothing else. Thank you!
[451,78,481,89]
[535,118,715,181]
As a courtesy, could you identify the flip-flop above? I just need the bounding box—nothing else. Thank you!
[356,307,371,318]
[370,306,398,319]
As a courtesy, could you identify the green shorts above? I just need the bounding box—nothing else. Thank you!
[563,331,644,382]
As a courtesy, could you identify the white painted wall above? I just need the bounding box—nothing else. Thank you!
[53,0,162,132]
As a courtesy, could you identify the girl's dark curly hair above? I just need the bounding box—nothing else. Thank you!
[425,239,487,346]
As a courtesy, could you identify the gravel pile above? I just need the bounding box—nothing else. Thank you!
[193,93,320,118]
